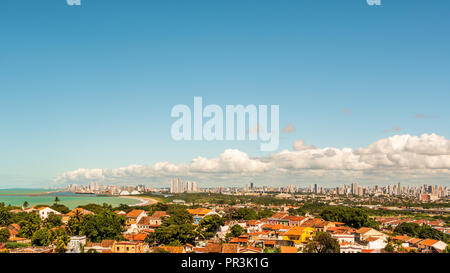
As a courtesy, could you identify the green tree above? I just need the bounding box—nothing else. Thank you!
[53,228,70,253]
[288,208,307,216]
[233,208,258,220]
[50,204,70,214]
[54,196,60,205]
[384,242,395,253]
[0,207,12,226]
[78,203,106,214]
[16,212,41,238]
[149,207,196,245]
[257,209,274,219]
[320,206,379,229]
[31,228,54,246]
[23,201,29,209]
[66,208,86,236]
[197,215,225,239]
[229,224,245,238]
[0,228,10,243]
[443,245,450,253]
[395,222,448,243]
[303,232,340,253]
[79,210,125,242]
[43,213,63,229]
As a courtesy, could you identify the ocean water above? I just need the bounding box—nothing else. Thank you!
[0,189,138,209]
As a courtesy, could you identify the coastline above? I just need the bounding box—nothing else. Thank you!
[119,195,159,207]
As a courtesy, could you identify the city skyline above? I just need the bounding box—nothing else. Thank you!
[0,1,449,188]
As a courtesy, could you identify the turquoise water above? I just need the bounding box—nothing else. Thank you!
[0,189,138,209]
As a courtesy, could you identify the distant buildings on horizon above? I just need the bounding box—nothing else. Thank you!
[64,179,448,200]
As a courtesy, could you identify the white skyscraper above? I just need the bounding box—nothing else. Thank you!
[171,178,185,193]
[186,181,198,193]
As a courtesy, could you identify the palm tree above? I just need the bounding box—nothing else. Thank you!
[23,201,29,209]
[54,196,60,205]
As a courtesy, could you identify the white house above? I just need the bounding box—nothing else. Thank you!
[339,242,363,253]
[37,207,61,219]
[418,239,448,253]
[355,227,386,241]
[331,233,355,244]
[364,237,387,250]
[124,209,148,233]
[67,236,87,253]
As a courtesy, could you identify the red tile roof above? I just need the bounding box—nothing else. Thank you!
[280,246,298,253]
[126,210,145,218]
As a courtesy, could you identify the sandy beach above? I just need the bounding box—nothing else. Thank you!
[120,195,159,207]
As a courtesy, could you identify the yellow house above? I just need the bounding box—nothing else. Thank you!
[282,226,315,245]
[112,241,145,253]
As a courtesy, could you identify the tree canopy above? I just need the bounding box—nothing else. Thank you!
[31,228,53,247]
[197,215,225,240]
[148,207,196,246]
[303,232,340,253]
[320,206,379,229]
[0,228,10,243]
[395,222,448,243]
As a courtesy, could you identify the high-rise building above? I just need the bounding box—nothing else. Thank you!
[170,178,185,193]
[186,181,198,193]
[351,182,358,195]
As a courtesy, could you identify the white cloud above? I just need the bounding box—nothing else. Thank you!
[54,134,450,185]
[189,149,272,173]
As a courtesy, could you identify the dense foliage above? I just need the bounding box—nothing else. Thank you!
[394,222,448,243]
[227,224,245,238]
[31,228,54,246]
[303,232,340,253]
[320,206,379,229]
[0,228,10,243]
[144,193,299,206]
[148,207,196,246]
[69,210,125,242]
[197,215,225,240]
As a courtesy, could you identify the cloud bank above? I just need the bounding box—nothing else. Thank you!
[54,134,450,186]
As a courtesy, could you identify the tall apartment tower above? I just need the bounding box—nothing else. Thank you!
[177,178,184,193]
[186,181,198,193]
[351,182,358,195]
[171,178,185,193]
[170,178,176,193]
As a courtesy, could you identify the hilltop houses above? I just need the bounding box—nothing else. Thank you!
[37,207,61,219]
[187,208,216,225]
[125,209,148,233]
[282,226,315,247]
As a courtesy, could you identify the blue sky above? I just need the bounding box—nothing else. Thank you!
[0,0,449,188]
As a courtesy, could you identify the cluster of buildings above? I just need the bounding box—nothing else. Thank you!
[170,178,198,193]
[1,202,448,254]
[376,216,449,234]
[65,183,148,196]
[63,180,448,203]
[307,182,448,200]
